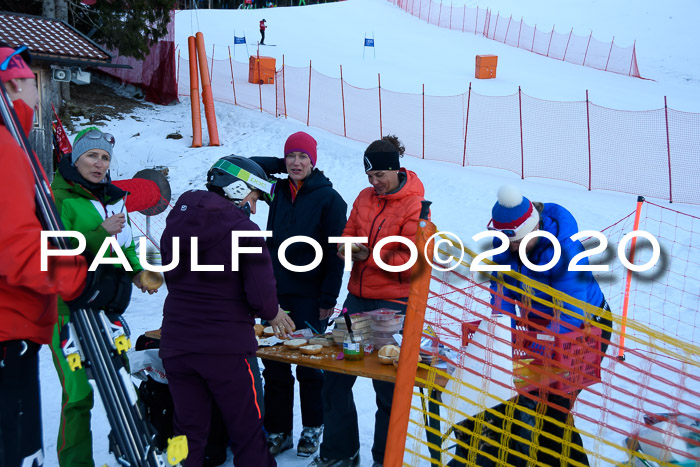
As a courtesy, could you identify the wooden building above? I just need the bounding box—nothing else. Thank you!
[0,11,127,179]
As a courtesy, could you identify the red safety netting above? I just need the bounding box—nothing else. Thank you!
[100,13,178,105]
[177,55,700,204]
[389,0,642,78]
[399,198,700,464]
[595,200,700,349]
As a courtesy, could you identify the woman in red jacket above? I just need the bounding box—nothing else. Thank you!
[310,135,427,467]
[0,43,129,467]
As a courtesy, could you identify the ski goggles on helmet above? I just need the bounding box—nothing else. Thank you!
[81,129,116,147]
[0,45,30,71]
[211,159,276,202]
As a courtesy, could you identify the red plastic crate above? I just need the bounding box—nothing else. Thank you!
[461,318,602,394]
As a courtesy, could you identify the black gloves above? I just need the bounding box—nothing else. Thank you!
[67,264,133,314]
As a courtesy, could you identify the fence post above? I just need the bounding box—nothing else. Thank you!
[422,83,425,159]
[546,24,555,56]
[384,203,436,467]
[210,44,215,83]
[531,24,537,51]
[518,86,524,178]
[340,65,347,137]
[474,6,478,35]
[438,0,442,26]
[418,0,422,21]
[307,60,312,126]
[228,46,237,106]
[493,12,500,39]
[665,96,673,203]
[563,28,573,61]
[176,48,181,95]
[586,90,592,190]
[462,82,471,166]
[449,2,452,29]
[283,55,287,118]
[629,40,637,76]
[427,0,431,24]
[504,15,512,44]
[483,8,488,35]
[378,73,383,139]
[517,17,523,47]
[257,54,263,112]
[462,4,466,32]
[617,195,645,361]
[604,36,615,71]
[582,31,593,66]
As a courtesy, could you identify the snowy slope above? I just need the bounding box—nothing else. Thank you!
[37,0,700,465]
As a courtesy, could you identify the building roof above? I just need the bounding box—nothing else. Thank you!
[0,11,123,68]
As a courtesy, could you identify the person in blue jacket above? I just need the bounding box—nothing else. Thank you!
[455,184,612,467]
[252,132,347,458]
[487,184,607,335]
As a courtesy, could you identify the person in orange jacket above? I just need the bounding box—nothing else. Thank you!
[0,43,131,467]
[310,135,428,467]
[260,19,267,44]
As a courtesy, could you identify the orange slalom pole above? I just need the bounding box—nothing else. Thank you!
[384,201,435,467]
[617,196,645,360]
[188,36,202,148]
[195,32,220,146]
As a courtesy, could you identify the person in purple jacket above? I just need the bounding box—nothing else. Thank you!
[159,155,295,467]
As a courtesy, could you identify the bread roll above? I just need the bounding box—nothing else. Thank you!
[283,338,307,349]
[263,326,275,337]
[140,270,163,290]
[254,324,264,337]
[300,344,323,355]
[378,345,400,359]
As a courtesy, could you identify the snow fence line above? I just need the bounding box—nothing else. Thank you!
[175,52,700,205]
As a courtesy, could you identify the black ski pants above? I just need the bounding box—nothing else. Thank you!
[0,340,43,467]
[263,295,327,434]
[319,294,407,464]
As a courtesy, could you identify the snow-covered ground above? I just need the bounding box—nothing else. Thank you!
[37,0,699,465]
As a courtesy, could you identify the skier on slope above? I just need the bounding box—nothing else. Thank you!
[158,155,295,466]
[260,19,267,45]
[0,43,131,467]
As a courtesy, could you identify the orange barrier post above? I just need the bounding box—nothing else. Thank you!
[188,36,202,148]
[195,32,220,146]
[384,201,435,467]
[618,196,645,360]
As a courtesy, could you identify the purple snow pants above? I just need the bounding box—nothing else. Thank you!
[162,352,275,467]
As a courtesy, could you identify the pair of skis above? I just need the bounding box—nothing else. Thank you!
[0,80,186,466]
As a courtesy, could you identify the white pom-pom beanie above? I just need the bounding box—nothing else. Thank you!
[490,185,540,241]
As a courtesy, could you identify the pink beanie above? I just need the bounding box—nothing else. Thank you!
[0,47,34,83]
[284,132,317,166]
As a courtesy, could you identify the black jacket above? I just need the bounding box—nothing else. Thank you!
[252,157,347,309]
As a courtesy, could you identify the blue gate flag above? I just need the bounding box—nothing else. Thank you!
[234,36,247,44]
[364,38,375,47]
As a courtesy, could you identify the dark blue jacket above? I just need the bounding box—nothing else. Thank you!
[252,157,347,309]
[490,203,604,333]
[159,190,279,357]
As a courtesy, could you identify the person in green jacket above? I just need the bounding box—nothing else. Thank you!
[49,127,155,466]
